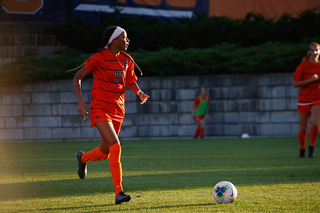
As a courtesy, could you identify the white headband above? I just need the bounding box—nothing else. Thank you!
[104,27,125,49]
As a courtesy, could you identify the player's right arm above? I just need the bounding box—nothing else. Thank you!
[73,66,89,119]
[191,98,198,118]
[191,103,195,117]
[293,74,319,88]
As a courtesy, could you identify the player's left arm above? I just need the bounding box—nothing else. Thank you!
[127,82,150,105]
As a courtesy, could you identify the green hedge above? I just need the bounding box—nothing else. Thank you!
[135,41,308,77]
[0,49,89,85]
[0,42,310,84]
[52,8,320,52]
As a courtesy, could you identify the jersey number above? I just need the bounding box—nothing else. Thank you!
[115,71,124,83]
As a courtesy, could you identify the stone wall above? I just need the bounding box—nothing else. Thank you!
[0,22,63,67]
[0,73,299,142]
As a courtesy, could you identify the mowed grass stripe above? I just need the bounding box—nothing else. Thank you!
[0,138,319,212]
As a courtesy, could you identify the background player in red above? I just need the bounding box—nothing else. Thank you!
[293,42,320,158]
[191,87,209,139]
[73,26,150,204]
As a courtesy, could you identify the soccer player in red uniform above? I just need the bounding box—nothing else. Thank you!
[73,26,150,204]
[293,42,320,158]
[191,87,209,139]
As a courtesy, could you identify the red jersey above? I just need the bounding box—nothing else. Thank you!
[293,60,320,104]
[85,49,138,122]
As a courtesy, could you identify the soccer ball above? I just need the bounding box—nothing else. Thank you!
[213,181,237,204]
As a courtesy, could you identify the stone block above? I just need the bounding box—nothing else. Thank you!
[178,101,192,113]
[120,126,138,138]
[60,92,88,103]
[241,124,261,135]
[0,129,23,141]
[224,112,269,123]
[287,99,298,110]
[209,101,225,112]
[62,116,90,127]
[259,99,287,111]
[125,89,139,102]
[268,86,286,98]
[32,93,59,104]
[2,93,30,105]
[199,75,228,87]
[150,113,179,125]
[5,117,34,128]
[140,125,178,137]
[222,124,244,136]
[34,117,62,127]
[177,89,198,101]
[81,79,94,91]
[290,123,300,134]
[163,76,199,89]
[145,77,161,89]
[151,89,174,101]
[179,113,195,125]
[227,99,260,112]
[23,81,51,92]
[206,124,225,136]
[0,118,4,128]
[23,105,52,116]
[80,127,101,139]
[270,111,299,123]
[49,80,75,92]
[256,73,292,86]
[177,125,194,137]
[286,86,299,98]
[260,123,292,135]
[52,127,81,139]
[24,128,52,140]
[206,113,224,124]
[136,77,161,89]
[122,114,140,126]
[139,115,150,125]
[52,104,79,116]
[125,102,138,114]
[143,101,176,114]
[0,106,22,116]
[209,88,221,100]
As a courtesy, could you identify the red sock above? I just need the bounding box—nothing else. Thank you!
[81,147,109,163]
[309,126,319,147]
[200,128,204,137]
[298,130,307,150]
[109,143,123,197]
[194,129,200,138]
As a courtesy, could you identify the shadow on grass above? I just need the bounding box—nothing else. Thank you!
[39,202,215,212]
[0,165,319,201]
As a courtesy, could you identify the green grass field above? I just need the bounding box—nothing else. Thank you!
[0,138,319,212]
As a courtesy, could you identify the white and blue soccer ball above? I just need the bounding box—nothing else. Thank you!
[213,181,237,204]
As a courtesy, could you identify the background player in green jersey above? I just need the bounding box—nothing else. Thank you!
[191,87,209,139]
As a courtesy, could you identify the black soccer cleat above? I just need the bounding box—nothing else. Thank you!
[76,151,87,179]
[115,191,132,205]
[309,146,315,158]
[299,149,306,157]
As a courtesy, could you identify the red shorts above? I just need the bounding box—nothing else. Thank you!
[90,111,123,134]
[297,102,320,114]
[194,115,204,122]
